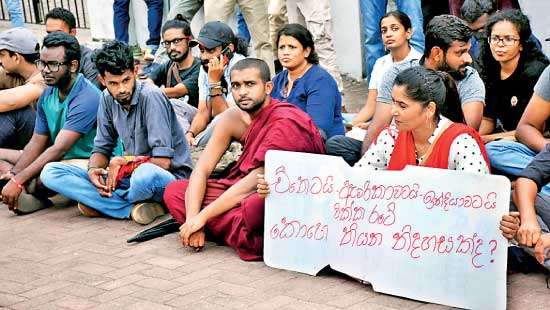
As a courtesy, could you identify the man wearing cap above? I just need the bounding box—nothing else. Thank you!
[0,27,46,173]
[1,32,99,214]
[185,21,247,147]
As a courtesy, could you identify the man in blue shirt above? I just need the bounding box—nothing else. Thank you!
[41,41,193,225]
[1,32,100,214]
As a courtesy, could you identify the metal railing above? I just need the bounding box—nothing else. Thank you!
[0,0,89,28]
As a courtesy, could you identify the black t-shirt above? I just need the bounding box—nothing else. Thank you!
[484,58,547,132]
[148,57,201,108]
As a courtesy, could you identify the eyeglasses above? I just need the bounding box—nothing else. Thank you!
[161,37,188,48]
[488,35,520,46]
[36,60,70,72]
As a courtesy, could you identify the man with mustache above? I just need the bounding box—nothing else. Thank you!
[1,32,99,214]
[184,21,247,147]
[327,14,486,166]
[145,15,200,133]
[41,40,193,225]
[163,58,326,259]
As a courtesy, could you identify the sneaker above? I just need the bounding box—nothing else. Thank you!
[77,203,101,217]
[15,191,50,215]
[131,202,165,225]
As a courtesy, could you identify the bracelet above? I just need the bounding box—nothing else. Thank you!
[10,177,23,189]
[209,81,221,87]
[209,85,223,90]
[209,93,222,97]
[185,130,195,137]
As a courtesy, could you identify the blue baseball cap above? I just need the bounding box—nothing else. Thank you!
[189,21,235,49]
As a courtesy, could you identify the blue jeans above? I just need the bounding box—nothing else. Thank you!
[6,0,24,28]
[113,0,164,48]
[236,7,251,45]
[486,140,550,195]
[41,162,175,219]
[359,0,424,80]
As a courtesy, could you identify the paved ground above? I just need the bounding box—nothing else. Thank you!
[1,22,550,310]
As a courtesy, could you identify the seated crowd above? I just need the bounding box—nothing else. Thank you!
[1,4,550,273]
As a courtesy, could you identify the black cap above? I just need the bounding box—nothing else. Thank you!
[189,21,235,49]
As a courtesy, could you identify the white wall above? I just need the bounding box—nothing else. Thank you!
[330,0,363,80]
[518,0,550,56]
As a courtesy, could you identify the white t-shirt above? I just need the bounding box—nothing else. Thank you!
[368,47,423,90]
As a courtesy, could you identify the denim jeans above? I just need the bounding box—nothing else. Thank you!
[41,162,175,219]
[6,0,24,28]
[486,140,550,195]
[359,0,424,80]
[236,7,251,45]
[113,0,164,48]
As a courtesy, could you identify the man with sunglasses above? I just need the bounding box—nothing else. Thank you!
[1,32,100,215]
[146,16,201,133]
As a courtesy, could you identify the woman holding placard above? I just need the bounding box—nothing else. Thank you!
[257,66,490,197]
[353,66,490,173]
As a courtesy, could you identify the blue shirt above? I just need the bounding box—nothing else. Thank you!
[93,81,193,179]
[271,65,344,139]
[35,74,99,159]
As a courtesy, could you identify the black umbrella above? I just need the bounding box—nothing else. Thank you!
[127,217,180,243]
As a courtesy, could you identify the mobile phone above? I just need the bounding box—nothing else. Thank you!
[220,46,232,63]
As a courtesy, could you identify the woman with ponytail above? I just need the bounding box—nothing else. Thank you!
[355,66,490,173]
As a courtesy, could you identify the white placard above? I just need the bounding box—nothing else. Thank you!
[264,150,509,309]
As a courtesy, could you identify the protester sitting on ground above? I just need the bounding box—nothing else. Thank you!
[163,58,326,260]
[0,28,45,159]
[184,21,247,147]
[41,41,193,225]
[0,32,98,214]
[327,14,485,166]
[483,66,550,195]
[499,143,550,271]
[477,9,548,142]
[45,7,100,88]
[144,15,201,133]
[352,10,422,129]
[271,23,344,139]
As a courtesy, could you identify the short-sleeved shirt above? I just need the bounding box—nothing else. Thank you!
[35,74,99,159]
[377,59,486,107]
[271,65,345,139]
[147,57,201,107]
[534,65,550,101]
[198,53,246,106]
[355,116,489,174]
[80,45,100,88]
[93,80,193,179]
[484,59,547,131]
[368,48,423,90]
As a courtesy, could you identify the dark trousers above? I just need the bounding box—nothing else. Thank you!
[325,135,363,166]
[0,106,35,150]
[113,0,164,47]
